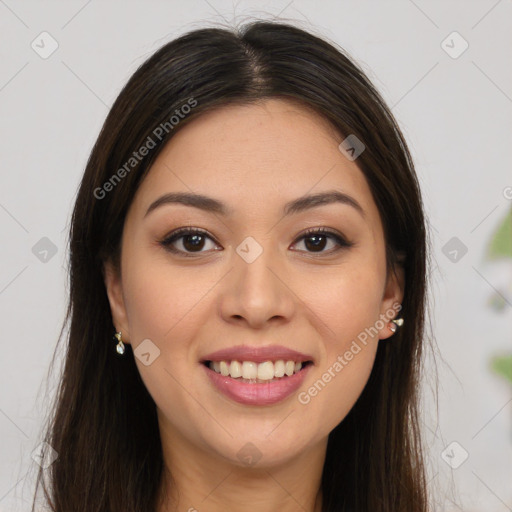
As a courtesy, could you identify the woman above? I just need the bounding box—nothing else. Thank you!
[32,19,430,512]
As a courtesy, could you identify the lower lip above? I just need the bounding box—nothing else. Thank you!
[202,363,312,406]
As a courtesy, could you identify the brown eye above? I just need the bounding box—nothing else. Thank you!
[160,228,220,256]
[291,228,353,254]
[160,226,353,258]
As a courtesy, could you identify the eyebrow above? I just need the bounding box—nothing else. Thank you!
[144,190,365,218]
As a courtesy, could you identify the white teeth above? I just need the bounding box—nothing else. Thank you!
[229,360,242,378]
[257,361,274,380]
[242,361,258,379]
[274,360,285,377]
[219,361,229,376]
[207,359,307,380]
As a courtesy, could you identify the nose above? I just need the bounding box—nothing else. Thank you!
[219,241,296,329]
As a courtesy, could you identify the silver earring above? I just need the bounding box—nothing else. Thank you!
[389,317,404,334]
[114,331,125,355]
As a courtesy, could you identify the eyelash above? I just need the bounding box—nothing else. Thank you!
[159,226,353,258]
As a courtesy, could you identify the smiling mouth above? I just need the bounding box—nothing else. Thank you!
[203,359,313,384]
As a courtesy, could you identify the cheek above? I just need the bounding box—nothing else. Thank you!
[296,302,380,442]
[120,253,210,424]
[298,342,377,443]
[120,245,229,407]
[301,257,385,344]
[122,247,212,344]
[294,260,384,425]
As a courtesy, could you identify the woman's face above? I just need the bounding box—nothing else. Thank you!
[104,98,403,469]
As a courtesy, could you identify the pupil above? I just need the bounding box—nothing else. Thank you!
[184,234,204,251]
[305,235,326,252]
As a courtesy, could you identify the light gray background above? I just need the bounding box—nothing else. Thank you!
[1,1,511,510]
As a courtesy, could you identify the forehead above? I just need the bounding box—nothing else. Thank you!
[129,98,380,227]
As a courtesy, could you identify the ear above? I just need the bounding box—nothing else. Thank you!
[378,262,405,341]
[103,258,131,344]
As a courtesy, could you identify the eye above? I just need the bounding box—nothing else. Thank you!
[290,227,353,254]
[159,227,220,257]
[159,226,353,258]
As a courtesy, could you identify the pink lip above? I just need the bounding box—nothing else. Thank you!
[201,344,313,364]
[202,363,312,406]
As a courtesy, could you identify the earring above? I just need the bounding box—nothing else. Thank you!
[389,317,404,334]
[114,331,125,355]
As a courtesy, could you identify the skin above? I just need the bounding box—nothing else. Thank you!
[103,98,404,512]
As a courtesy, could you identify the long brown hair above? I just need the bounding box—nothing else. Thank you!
[31,20,430,512]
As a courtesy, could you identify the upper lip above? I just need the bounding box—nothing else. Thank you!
[201,345,314,364]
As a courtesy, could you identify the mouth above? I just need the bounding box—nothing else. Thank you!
[202,359,314,384]
[200,345,314,405]
[200,344,314,405]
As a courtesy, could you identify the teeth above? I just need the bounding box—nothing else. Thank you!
[208,359,306,380]
[220,361,229,376]
[274,360,285,377]
[257,361,274,380]
[229,360,242,378]
[242,361,258,379]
